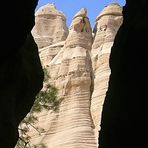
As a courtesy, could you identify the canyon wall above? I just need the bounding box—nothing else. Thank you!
[0,0,44,147]
[30,3,123,147]
[91,3,123,143]
[99,0,148,148]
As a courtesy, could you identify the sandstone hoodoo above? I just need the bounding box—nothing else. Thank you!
[29,3,123,148]
[32,3,68,49]
[91,3,123,144]
[30,7,96,148]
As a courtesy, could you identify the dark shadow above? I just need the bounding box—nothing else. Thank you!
[0,0,44,147]
[99,0,148,148]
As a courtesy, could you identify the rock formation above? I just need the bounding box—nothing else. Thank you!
[0,0,44,147]
[91,3,123,144]
[32,3,68,49]
[39,41,65,66]
[29,3,123,148]
[99,0,148,148]
[30,8,96,148]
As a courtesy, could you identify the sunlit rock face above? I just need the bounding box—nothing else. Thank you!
[39,41,65,67]
[65,8,92,49]
[32,3,68,48]
[29,3,124,148]
[92,3,122,50]
[91,3,123,144]
[30,8,96,148]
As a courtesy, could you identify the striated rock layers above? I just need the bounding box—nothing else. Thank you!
[99,0,148,148]
[91,3,123,144]
[32,3,68,48]
[30,3,123,148]
[30,8,96,148]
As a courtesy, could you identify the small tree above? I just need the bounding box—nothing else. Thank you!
[16,68,62,148]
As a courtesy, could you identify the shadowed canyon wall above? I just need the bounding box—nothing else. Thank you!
[30,3,123,148]
[99,0,148,148]
[0,0,44,147]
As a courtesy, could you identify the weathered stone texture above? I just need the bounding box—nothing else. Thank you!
[92,3,122,49]
[32,3,68,48]
[66,8,92,49]
[30,3,123,148]
[39,41,65,66]
[91,3,123,144]
[30,8,97,148]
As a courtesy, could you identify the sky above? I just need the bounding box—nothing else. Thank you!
[36,0,125,28]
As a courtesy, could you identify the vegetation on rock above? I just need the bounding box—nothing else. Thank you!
[16,68,62,148]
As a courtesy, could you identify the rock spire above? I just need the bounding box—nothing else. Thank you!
[32,3,68,48]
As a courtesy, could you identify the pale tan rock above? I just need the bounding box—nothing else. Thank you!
[73,8,87,19]
[91,3,123,145]
[29,8,97,148]
[92,3,122,50]
[96,3,122,21]
[28,3,123,148]
[39,41,65,67]
[66,8,92,49]
[32,3,68,48]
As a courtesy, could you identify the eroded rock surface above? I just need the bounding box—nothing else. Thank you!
[30,8,96,148]
[30,3,124,148]
[32,3,68,48]
[91,3,123,144]
[39,41,65,66]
